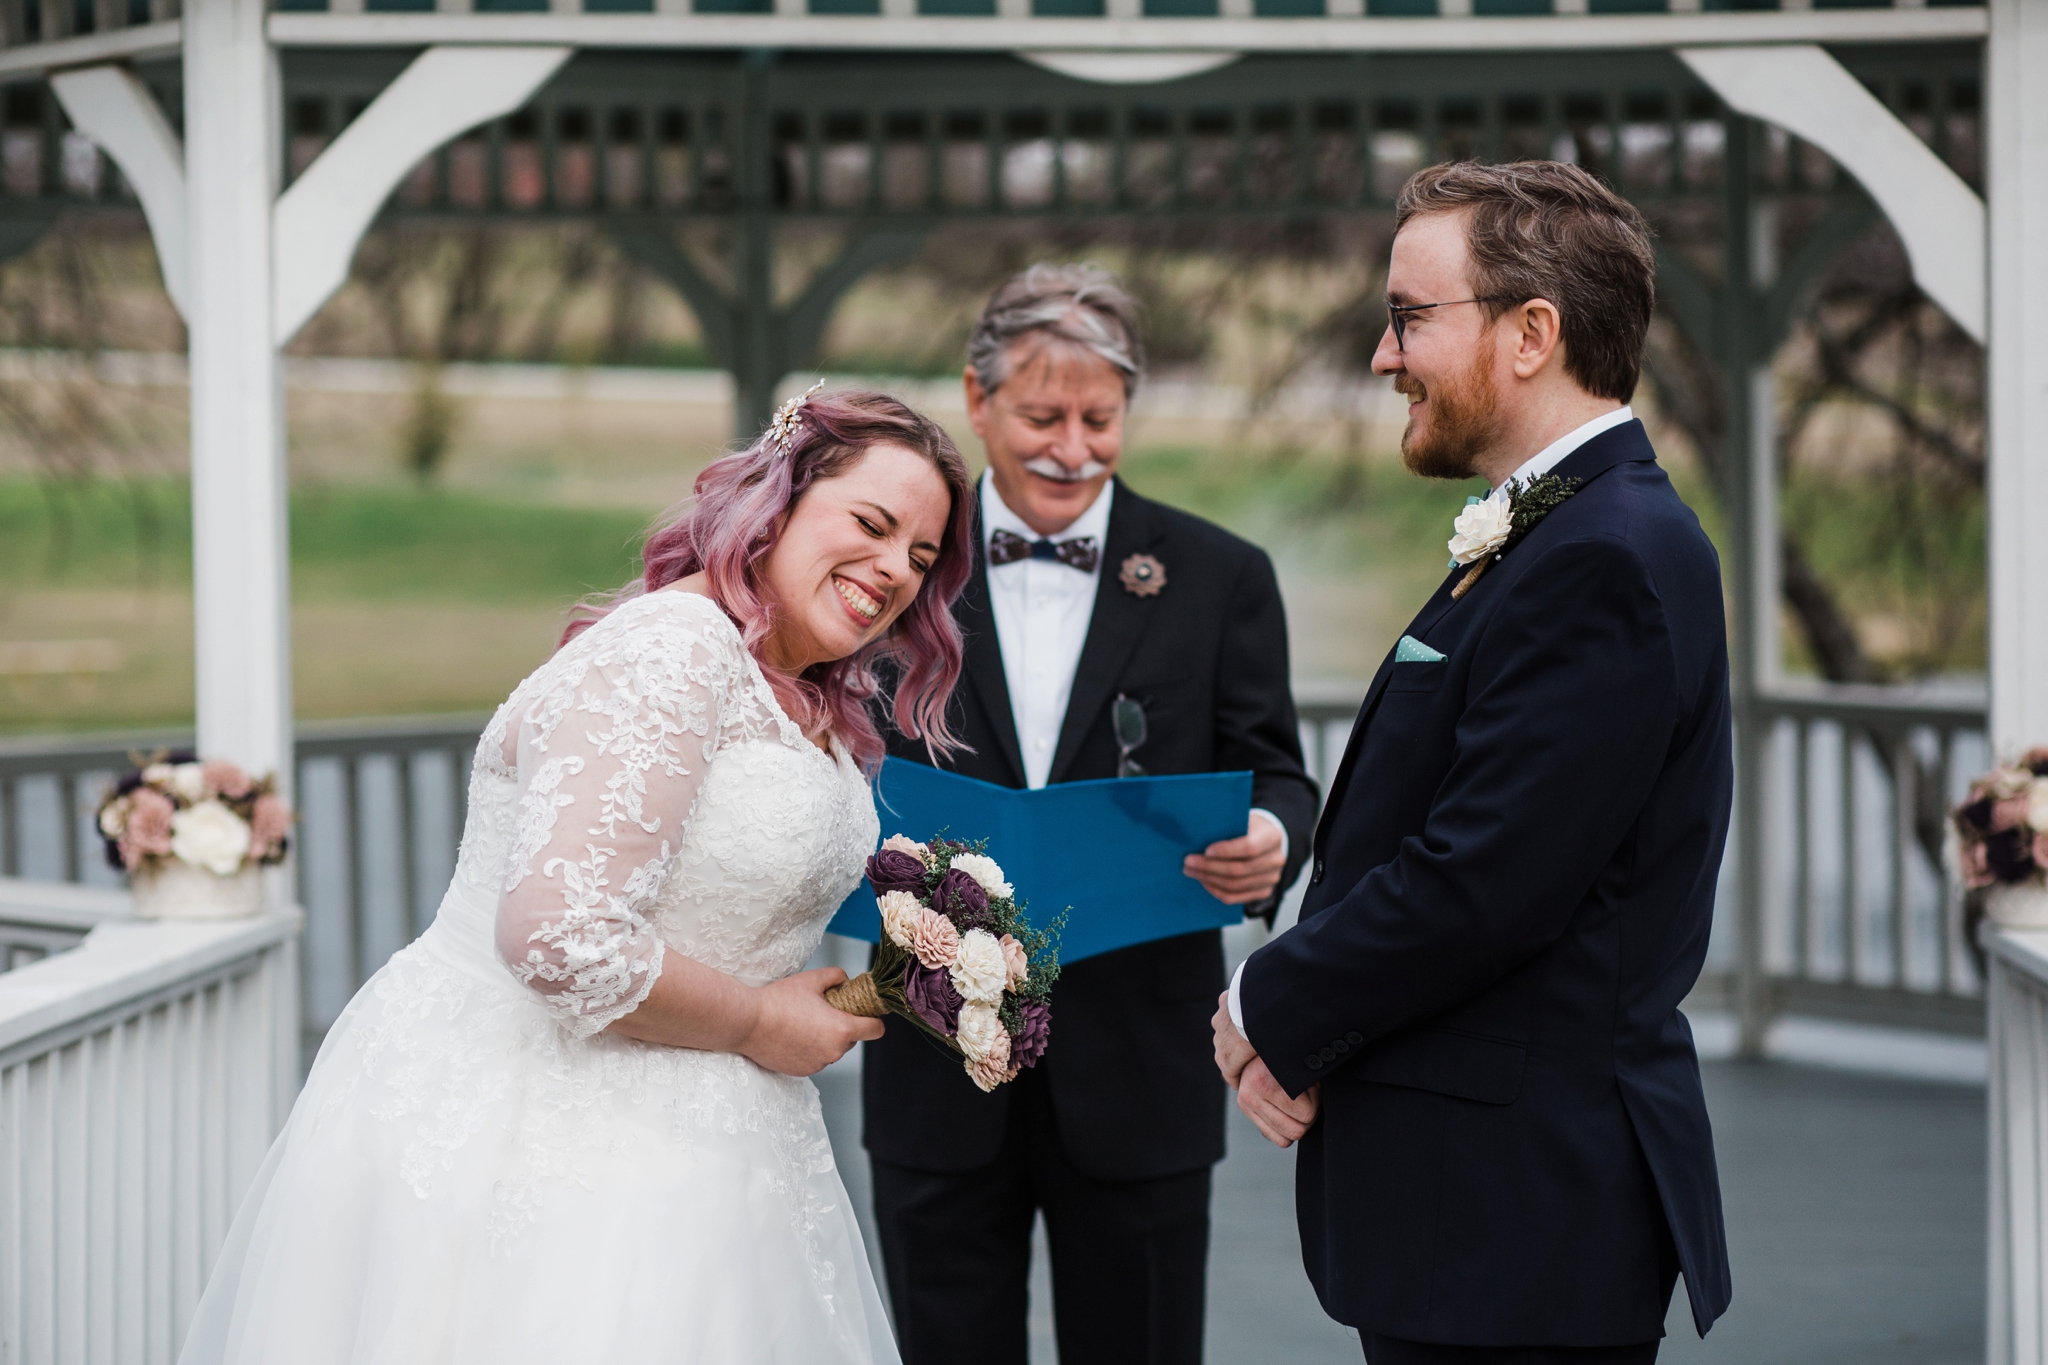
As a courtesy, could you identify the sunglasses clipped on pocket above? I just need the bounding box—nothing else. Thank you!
[1113,694,1148,778]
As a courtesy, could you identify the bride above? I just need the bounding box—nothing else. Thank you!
[181,389,975,1365]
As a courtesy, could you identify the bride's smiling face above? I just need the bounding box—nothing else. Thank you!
[758,441,952,673]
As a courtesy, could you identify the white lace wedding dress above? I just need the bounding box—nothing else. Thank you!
[181,590,898,1365]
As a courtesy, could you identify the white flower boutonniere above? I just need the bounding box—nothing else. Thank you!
[1448,497,1513,567]
[1447,473,1584,601]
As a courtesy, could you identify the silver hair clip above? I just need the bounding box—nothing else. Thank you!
[768,380,826,452]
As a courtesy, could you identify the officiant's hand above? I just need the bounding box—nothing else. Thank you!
[1212,993,1257,1089]
[1238,1058,1320,1148]
[1184,812,1286,905]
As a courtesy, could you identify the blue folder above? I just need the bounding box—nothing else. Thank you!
[826,758,1254,964]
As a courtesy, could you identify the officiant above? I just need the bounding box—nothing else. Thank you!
[863,264,1318,1365]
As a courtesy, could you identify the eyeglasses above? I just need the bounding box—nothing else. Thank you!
[1387,297,1516,352]
[1113,694,1148,778]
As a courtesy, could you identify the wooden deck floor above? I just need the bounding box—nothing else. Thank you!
[816,1057,1987,1365]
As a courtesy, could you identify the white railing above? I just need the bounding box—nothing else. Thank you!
[0,880,299,1365]
[1987,923,2048,1364]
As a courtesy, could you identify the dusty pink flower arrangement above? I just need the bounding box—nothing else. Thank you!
[1951,749,2048,890]
[97,751,294,878]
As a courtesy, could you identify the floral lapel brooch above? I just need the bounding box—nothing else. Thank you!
[1119,552,1166,597]
[1446,474,1582,600]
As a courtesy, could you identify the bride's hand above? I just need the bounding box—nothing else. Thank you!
[738,967,886,1077]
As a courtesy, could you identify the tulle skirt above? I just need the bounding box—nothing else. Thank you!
[180,875,898,1365]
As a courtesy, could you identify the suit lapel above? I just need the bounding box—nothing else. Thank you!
[1312,567,1460,842]
[958,523,1027,788]
[1047,481,1165,785]
[1310,419,1660,849]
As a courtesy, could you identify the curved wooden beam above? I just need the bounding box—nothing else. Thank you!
[272,43,572,345]
[1680,44,1985,345]
[49,67,190,316]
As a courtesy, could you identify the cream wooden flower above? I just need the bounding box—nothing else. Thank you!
[949,928,1009,1005]
[955,1001,1005,1062]
[170,800,252,876]
[878,890,923,948]
[1448,496,1513,567]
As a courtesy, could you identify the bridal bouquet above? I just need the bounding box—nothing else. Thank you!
[97,752,293,877]
[827,834,1063,1091]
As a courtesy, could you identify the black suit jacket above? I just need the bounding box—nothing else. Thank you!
[1240,422,1733,1346]
[862,478,1318,1182]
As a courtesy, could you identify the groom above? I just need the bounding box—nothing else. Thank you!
[1214,161,1734,1363]
[866,263,1318,1365]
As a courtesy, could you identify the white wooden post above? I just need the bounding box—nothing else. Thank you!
[54,39,571,828]
[1988,0,2048,758]
[183,0,292,803]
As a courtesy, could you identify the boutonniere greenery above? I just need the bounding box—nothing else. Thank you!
[1446,474,1583,601]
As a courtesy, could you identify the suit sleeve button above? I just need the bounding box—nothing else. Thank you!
[1319,1046,1337,1062]
[1305,1055,1323,1071]
[1346,1031,1364,1046]
[1332,1040,1349,1055]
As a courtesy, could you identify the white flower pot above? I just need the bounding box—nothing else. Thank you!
[1985,882,2048,931]
[131,859,263,921]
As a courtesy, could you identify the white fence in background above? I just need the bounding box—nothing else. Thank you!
[1988,924,2048,1364]
[0,880,298,1365]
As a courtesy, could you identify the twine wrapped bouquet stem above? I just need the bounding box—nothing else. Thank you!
[825,971,888,1018]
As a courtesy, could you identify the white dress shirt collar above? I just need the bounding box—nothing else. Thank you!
[981,469,1115,551]
[1489,405,1635,498]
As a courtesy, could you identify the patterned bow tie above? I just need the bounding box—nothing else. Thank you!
[987,529,1101,574]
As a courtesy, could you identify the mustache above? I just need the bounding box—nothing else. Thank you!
[1022,456,1112,484]
[1393,375,1426,401]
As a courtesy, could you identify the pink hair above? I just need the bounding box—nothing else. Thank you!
[562,389,975,773]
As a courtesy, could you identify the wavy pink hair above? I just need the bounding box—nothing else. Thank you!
[561,389,974,773]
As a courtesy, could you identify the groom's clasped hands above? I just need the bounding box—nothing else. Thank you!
[1212,993,1319,1148]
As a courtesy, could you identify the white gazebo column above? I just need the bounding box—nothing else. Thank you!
[184,0,291,791]
[1988,0,2048,758]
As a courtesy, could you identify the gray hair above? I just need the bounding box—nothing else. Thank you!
[967,263,1146,400]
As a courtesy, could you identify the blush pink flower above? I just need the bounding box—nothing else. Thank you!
[127,788,176,856]
[966,1026,1013,1093]
[118,787,176,870]
[911,909,961,970]
[1992,796,2034,833]
[248,793,292,859]
[998,933,1029,990]
[201,760,254,800]
[1962,840,1995,889]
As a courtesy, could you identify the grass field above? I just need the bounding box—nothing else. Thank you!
[0,386,1982,735]
[0,441,1491,733]
[0,479,653,733]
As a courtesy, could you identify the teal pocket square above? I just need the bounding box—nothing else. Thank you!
[1394,635,1446,664]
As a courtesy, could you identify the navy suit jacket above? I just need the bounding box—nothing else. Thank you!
[1239,420,1733,1347]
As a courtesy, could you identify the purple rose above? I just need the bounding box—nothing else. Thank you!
[1987,827,2038,884]
[1010,999,1051,1069]
[932,868,991,930]
[867,849,928,896]
[1959,796,1998,834]
[905,963,963,1035]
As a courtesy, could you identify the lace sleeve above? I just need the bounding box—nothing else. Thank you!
[494,597,739,1036]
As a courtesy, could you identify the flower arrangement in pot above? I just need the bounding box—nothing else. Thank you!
[97,753,292,920]
[826,834,1064,1092]
[1949,748,2048,929]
